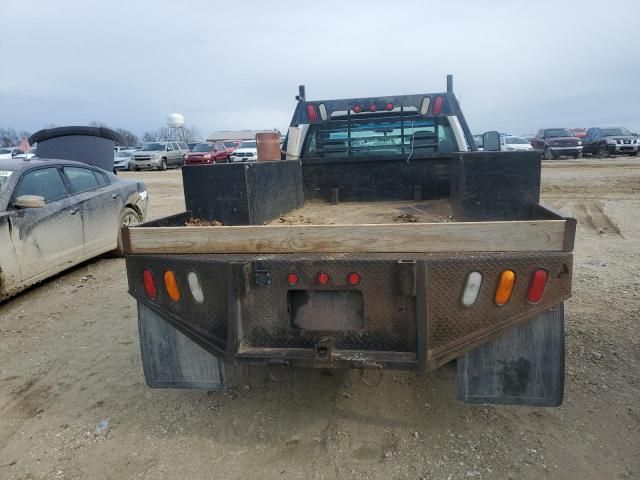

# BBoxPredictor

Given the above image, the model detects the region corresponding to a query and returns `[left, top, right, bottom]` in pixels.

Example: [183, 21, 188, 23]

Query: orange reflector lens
[495, 270, 516, 306]
[527, 269, 548, 303]
[142, 269, 157, 300]
[164, 270, 181, 302]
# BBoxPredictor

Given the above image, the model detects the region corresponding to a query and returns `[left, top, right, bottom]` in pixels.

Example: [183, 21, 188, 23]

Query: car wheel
[160, 159, 167, 171]
[573, 152, 582, 159]
[113, 207, 142, 257]
[597, 145, 608, 159]
[543, 147, 554, 160]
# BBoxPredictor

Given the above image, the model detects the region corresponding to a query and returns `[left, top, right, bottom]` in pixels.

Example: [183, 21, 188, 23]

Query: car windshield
[192, 143, 213, 152]
[239, 141, 257, 148]
[545, 129, 573, 138]
[116, 150, 133, 157]
[223, 141, 237, 148]
[0, 169, 15, 196]
[601, 128, 632, 136]
[141, 142, 164, 151]
[505, 137, 529, 144]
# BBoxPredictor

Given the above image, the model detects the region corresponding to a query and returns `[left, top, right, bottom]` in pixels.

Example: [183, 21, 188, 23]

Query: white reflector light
[420, 96, 431, 115]
[187, 272, 204, 304]
[319, 103, 328, 121]
[461, 271, 482, 307]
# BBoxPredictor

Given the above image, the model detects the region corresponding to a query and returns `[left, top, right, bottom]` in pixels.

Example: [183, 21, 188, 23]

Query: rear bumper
[126, 251, 573, 371]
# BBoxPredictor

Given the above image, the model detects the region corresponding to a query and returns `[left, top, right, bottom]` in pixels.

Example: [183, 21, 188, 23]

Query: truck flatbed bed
[271, 200, 453, 225]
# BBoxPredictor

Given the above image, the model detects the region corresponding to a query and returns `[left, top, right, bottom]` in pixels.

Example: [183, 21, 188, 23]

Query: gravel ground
[0, 158, 638, 480]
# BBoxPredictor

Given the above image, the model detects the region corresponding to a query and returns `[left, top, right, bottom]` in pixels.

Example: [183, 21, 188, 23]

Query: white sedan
[230, 140, 258, 162]
[0, 147, 35, 160]
[500, 136, 533, 151]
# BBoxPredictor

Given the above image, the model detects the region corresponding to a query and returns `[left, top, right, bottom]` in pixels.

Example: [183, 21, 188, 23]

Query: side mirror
[14, 195, 46, 209]
[482, 131, 501, 151]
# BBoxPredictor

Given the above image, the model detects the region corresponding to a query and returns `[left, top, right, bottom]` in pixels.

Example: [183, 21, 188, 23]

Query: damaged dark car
[0, 158, 148, 301]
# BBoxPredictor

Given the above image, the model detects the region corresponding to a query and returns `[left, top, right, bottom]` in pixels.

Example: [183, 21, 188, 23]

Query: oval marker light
[164, 270, 181, 302]
[143, 269, 157, 300]
[187, 272, 204, 304]
[317, 272, 330, 285]
[527, 269, 548, 303]
[495, 270, 516, 306]
[318, 103, 328, 121]
[287, 273, 299, 286]
[461, 271, 482, 307]
[347, 272, 361, 286]
[420, 96, 431, 115]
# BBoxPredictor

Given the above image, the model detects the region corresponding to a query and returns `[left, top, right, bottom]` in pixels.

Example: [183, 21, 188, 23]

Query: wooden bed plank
[126, 220, 568, 254]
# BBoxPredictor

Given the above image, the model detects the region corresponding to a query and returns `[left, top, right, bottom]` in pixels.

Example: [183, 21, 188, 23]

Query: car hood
[233, 148, 257, 154]
[603, 135, 636, 141]
[504, 144, 532, 150]
[133, 150, 165, 156]
[186, 151, 212, 156]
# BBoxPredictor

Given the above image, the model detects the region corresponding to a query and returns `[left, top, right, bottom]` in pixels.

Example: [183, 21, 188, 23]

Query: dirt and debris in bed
[273, 199, 453, 225]
[185, 218, 225, 227]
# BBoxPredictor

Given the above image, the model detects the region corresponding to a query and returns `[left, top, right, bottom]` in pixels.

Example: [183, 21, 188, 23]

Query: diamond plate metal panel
[426, 252, 572, 367]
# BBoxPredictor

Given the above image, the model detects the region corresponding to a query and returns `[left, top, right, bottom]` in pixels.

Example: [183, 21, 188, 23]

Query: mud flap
[457, 303, 564, 406]
[137, 302, 226, 390]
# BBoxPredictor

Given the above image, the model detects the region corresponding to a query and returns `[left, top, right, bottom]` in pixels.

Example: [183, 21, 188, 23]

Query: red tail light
[432, 96, 444, 115]
[142, 269, 157, 299]
[353, 105, 362, 113]
[307, 104, 318, 122]
[386, 103, 394, 111]
[527, 269, 548, 303]
[369, 104, 377, 112]
[347, 272, 361, 286]
[287, 273, 299, 286]
[317, 272, 330, 285]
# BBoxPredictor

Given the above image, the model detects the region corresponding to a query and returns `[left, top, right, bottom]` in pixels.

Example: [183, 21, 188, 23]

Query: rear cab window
[14, 167, 68, 203]
[302, 115, 456, 159]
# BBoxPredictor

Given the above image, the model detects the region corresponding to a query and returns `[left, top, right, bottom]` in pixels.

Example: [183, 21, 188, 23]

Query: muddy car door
[9, 166, 84, 281]
[61, 166, 121, 254]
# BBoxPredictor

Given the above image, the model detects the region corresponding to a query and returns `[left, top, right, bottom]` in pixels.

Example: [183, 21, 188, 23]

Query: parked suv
[530, 128, 582, 159]
[582, 127, 638, 158]
[131, 141, 190, 170]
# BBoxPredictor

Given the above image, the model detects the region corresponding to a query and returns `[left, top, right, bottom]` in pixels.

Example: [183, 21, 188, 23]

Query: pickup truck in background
[123, 76, 575, 406]
[530, 128, 583, 159]
[581, 127, 639, 157]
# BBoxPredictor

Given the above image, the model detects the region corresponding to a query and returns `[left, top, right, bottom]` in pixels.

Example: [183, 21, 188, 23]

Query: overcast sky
[1, 0, 639, 139]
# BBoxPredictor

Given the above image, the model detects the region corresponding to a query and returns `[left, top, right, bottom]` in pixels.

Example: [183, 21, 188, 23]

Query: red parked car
[183, 142, 230, 165]
[221, 140, 241, 155]
[570, 128, 587, 139]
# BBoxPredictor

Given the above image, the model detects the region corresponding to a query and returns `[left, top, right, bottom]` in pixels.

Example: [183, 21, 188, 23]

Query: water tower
[167, 113, 185, 141]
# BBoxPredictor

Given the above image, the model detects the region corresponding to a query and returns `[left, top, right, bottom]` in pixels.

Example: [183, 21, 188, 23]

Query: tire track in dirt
[0, 373, 52, 450]
[572, 201, 624, 238]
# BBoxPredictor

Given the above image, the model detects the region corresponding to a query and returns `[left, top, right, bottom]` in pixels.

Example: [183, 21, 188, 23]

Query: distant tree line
[0, 127, 31, 147]
[141, 125, 201, 143]
[1, 122, 203, 148]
